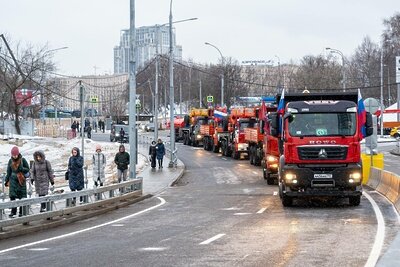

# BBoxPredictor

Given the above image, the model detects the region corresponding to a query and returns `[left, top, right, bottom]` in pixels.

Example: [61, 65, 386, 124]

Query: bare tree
[0, 35, 56, 134]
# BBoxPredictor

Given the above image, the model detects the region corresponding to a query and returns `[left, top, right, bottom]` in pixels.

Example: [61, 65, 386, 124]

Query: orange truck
[245, 101, 280, 184]
[177, 108, 213, 147]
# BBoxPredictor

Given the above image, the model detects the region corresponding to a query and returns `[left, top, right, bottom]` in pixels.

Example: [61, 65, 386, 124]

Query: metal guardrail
[0, 177, 142, 230]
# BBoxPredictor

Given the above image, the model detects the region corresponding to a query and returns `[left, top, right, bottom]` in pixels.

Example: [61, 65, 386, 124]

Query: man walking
[114, 144, 130, 182]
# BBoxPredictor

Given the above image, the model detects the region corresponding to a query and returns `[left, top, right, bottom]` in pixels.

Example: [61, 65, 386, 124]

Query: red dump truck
[245, 102, 280, 185]
[177, 108, 213, 147]
[269, 91, 373, 206]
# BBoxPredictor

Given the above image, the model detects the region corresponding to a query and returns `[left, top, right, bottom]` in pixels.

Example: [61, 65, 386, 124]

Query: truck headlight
[238, 143, 248, 151]
[349, 172, 361, 183]
[285, 173, 296, 183]
[267, 156, 278, 163]
[196, 134, 202, 139]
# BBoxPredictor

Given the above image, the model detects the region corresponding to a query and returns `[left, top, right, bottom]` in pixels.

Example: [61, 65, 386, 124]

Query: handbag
[65, 171, 69, 180]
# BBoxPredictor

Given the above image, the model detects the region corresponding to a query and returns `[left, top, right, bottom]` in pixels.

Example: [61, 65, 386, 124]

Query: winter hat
[96, 144, 102, 151]
[11, 146, 19, 157]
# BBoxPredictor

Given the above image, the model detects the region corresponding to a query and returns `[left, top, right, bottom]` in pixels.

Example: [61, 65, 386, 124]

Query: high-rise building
[114, 25, 182, 73]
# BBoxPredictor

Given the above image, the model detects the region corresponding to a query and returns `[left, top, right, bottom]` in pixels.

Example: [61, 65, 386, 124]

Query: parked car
[145, 122, 155, 132]
[110, 124, 129, 142]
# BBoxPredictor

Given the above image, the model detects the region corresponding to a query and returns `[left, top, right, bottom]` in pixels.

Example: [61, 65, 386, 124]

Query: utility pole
[199, 79, 202, 108]
[168, 0, 176, 168]
[128, 0, 137, 179]
[79, 80, 85, 159]
[179, 80, 182, 115]
[380, 47, 384, 137]
[154, 26, 159, 140]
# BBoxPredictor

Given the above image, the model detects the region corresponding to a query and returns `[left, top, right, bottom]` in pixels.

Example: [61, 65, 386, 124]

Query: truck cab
[270, 92, 373, 207]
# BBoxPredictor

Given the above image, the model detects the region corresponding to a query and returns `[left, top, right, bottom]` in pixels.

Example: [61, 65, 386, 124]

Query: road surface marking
[234, 213, 252, 216]
[199, 234, 226, 245]
[111, 224, 124, 227]
[0, 197, 166, 254]
[252, 171, 258, 175]
[221, 157, 227, 161]
[273, 191, 278, 196]
[364, 192, 385, 267]
[27, 248, 49, 251]
[139, 247, 168, 251]
[221, 207, 242, 211]
[257, 208, 267, 214]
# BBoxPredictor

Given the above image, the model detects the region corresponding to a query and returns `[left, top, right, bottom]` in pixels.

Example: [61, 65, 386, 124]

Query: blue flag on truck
[277, 89, 285, 134]
[357, 89, 367, 138]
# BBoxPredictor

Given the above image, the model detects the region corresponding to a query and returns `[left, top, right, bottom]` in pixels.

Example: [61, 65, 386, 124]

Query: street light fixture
[326, 47, 346, 92]
[154, 17, 197, 141]
[204, 42, 225, 107]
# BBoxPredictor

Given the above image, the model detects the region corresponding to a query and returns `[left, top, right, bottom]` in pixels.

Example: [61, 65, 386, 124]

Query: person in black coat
[149, 141, 157, 169]
[155, 138, 165, 169]
[68, 147, 84, 204]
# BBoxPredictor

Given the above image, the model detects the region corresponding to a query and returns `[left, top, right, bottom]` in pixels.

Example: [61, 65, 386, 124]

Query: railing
[0, 177, 142, 231]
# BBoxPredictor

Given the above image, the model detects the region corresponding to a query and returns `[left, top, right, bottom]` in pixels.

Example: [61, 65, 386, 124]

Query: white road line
[234, 213, 252, 216]
[0, 197, 166, 254]
[27, 248, 49, 251]
[257, 208, 267, 214]
[363, 192, 385, 267]
[252, 171, 258, 175]
[221, 157, 227, 161]
[139, 247, 168, 251]
[199, 234, 226, 245]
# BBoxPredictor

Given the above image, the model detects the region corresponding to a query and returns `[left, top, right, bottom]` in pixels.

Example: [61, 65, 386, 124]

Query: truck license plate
[314, 174, 332, 179]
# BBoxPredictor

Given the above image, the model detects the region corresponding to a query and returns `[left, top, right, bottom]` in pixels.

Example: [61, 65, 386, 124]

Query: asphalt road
[0, 134, 399, 266]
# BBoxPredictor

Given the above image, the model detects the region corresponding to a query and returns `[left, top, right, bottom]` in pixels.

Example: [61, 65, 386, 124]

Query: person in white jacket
[93, 144, 106, 187]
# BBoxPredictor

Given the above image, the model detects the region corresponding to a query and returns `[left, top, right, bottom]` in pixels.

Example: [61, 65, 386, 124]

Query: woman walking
[155, 138, 165, 169]
[67, 147, 84, 204]
[93, 144, 106, 187]
[31, 151, 55, 212]
[4, 146, 30, 217]
[149, 141, 157, 169]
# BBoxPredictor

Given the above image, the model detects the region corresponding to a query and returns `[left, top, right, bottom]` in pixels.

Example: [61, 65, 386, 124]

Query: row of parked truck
[171, 91, 373, 207]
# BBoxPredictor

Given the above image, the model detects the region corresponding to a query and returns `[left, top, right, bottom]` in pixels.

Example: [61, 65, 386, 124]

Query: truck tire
[349, 196, 361, 206]
[203, 138, 208, 150]
[266, 173, 275, 185]
[222, 118, 228, 131]
[184, 115, 190, 126]
[213, 142, 219, 153]
[282, 194, 293, 207]
[249, 147, 254, 165]
[232, 150, 240, 160]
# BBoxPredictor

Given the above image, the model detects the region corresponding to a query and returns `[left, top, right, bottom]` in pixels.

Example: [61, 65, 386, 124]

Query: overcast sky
[1, 0, 398, 76]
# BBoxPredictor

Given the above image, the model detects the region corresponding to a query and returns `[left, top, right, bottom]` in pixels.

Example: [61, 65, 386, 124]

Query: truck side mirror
[365, 112, 373, 137]
[269, 113, 279, 137]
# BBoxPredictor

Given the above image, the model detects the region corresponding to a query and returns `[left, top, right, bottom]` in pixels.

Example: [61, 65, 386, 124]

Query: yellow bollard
[361, 153, 384, 184]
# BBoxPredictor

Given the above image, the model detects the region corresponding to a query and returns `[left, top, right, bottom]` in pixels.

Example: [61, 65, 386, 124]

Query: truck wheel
[263, 169, 268, 180]
[349, 196, 361, 206]
[249, 147, 254, 164]
[183, 134, 188, 145]
[282, 194, 293, 207]
[232, 151, 240, 160]
[266, 175, 275, 185]
[203, 138, 208, 150]
[213, 142, 219, 153]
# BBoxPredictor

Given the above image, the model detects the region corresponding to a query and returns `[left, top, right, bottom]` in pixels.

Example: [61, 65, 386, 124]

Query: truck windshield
[288, 113, 356, 137]
[239, 120, 256, 131]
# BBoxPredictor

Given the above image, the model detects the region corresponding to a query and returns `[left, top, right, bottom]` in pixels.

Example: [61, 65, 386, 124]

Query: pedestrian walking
[4, 146, 30, 217]
[149, 141, 157, 169]
[71, 121, 77, 138]
[67, 147, 84, 205]
[119, 128, 125, 143]
[30, 151, 55, 212]
[76, 121, 80, 133]
[87, 125, 92, 139]
[114, 144, 130, 182]
[93, 144, 106, 187]
[155, 138, 165, 169]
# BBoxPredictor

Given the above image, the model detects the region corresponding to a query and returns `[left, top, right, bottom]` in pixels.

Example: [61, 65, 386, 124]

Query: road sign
[207, 95, 213, 103]
[364, 98, 380, 113]
[91, 96, 98, 103]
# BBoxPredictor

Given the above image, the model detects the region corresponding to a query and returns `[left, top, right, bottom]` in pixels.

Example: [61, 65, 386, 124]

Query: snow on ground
[0, 135, 147, 195]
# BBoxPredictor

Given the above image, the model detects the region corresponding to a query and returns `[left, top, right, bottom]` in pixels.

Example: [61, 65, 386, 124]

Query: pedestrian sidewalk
[137, 143, 185, 196]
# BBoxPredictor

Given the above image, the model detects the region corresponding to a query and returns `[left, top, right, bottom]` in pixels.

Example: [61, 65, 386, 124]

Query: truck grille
[298, 146, 348, 160]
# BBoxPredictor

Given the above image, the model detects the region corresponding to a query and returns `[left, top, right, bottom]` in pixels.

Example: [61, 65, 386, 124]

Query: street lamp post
[275, 55, 281, 90]
[205, 42, 224, 107]
[380, 46, 384, 137]
[326, 47, 346, 92]
[168, 0, 176, 168]
[154, 17, 197, 141]
[128, 0, 137, 179]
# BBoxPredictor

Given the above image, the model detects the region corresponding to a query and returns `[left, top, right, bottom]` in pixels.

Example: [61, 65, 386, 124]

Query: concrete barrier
[386, 174, 400, 204]
[367, 167, 382, 189]
[376, 171, 392, 196]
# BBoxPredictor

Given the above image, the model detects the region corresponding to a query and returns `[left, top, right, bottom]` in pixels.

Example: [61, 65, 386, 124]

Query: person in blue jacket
[68, 147, 84, 204]
[155, 138, 165, 169]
